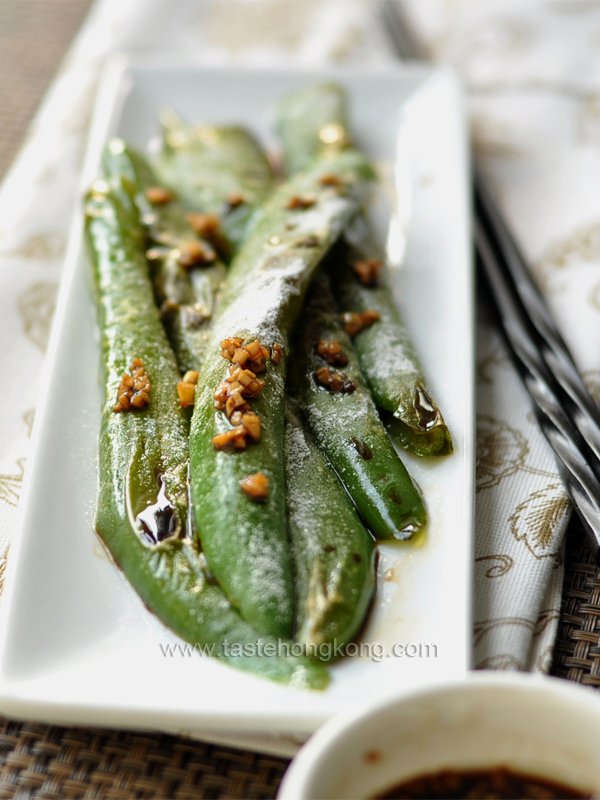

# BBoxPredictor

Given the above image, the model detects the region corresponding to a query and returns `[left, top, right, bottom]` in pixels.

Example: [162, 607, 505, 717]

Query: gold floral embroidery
[533, 607, 561, 637]
[435, 15, 533, 66]
[330, 24, 365, 61]
[18, 280, 57, 351]
[475, 653, 523, 671]
[476, 414, 529, 492]
[205, 0, 316, 53]
[0, 459, 25, 508]
[476, 346, 511, 384]
[535, 220, 600, 292]
[474, 615, 536, 647]
[0, 546, 9, 600]
[475, 554, 514, 579]
[509, 484, 570, 560]
[4, 231, 65, 260]
[577, 93, 600, 147]
[23, 409, 35, 438]
[536, 645, 554, 674]
[472, 112, 523, 160]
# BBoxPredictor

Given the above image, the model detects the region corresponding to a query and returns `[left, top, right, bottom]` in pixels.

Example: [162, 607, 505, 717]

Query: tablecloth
[2, 0, 600, 756]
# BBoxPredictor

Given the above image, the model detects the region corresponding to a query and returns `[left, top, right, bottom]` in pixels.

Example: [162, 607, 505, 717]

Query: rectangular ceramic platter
[0, 62, 473, 740]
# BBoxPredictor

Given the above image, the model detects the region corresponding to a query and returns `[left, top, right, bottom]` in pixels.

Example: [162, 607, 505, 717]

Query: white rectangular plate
[0, 62, 473, 741]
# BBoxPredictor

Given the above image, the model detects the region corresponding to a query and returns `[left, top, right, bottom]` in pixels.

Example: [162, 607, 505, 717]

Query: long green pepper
[155, 113, 276, 256]
[331, 217, 452, 456]
[285, 402, 376, 655]
[102, 139, 226, 374]
[189, 148, 375, 640]
[276, 82, 452, 457]
[289, 273, 427, 540]
[85, 159, 328, 689]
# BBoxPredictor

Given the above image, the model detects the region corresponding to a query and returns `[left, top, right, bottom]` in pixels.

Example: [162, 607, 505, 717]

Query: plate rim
[0, 58, 474, 737]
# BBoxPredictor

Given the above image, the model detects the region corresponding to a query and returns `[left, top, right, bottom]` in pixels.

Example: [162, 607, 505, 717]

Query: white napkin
[405, 0, 600, 672]
[0, 0, 592, 755]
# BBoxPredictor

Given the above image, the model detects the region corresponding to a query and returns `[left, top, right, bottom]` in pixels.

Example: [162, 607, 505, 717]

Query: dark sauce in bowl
[373, 767, 592, 799]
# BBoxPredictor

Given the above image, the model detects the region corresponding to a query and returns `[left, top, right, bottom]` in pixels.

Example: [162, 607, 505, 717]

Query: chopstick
[380, 0, 600, 564]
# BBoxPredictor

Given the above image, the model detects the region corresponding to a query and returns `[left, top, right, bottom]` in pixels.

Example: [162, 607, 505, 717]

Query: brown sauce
[373, 767, 592, 799]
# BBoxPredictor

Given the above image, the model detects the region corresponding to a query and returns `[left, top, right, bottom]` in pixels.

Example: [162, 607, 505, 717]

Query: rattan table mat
[1, 2, 599, 798]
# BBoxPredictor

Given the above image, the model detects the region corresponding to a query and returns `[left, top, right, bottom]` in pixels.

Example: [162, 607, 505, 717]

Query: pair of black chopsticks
[380, 0, 600, 564]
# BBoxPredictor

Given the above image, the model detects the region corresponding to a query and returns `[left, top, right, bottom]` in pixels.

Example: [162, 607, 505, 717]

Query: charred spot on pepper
[182, 305, 210, 329]
[197, 551, 219, 585]
[388, 487, 404, 506]
[351, 437, 373, 460]
[159, 298, 180, 319]
[352, 553, 363, 563]
[323, 544, 336, 553]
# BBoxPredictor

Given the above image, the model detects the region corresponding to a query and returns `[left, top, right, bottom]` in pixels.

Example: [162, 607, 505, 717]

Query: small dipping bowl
[278, 673, 600, 799]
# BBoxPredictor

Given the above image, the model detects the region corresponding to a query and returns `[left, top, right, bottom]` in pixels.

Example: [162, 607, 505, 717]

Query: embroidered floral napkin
[0, 0, 597, 755]
[405, 0, 600, 673]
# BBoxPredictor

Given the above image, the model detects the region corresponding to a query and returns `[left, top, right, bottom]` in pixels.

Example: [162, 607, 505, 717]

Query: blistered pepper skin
[276, 83, 452, 457]
[189, 149, 375, 640]
[85, 164, 328, 689]
[285, 403, 376, 656]
[330, 221, 453, 457]
[289, 274, 427, 541]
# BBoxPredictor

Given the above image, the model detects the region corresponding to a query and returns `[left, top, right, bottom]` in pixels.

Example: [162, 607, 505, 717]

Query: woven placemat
[0, 722, 288, 799]
[0, 0, 92, 182]
[550, 515, 600, 685]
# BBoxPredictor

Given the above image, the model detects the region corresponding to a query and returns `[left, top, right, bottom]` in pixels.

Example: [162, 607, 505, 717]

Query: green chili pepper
[276, 83, 452, 456]
[275, 81, 351, 176]
[289, 272, 427, 541]
[331, 216, 453, 456]
[189, 148, 375, 640]
[85, 165, 328, 689]
[155, 113, 276, 256]
[285, 401, 376, 656]
[102, 139, 226, 374]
